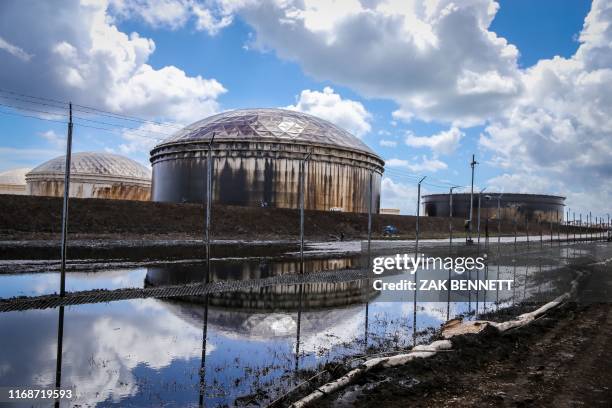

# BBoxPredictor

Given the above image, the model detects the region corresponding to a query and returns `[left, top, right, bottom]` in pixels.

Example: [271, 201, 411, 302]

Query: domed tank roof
[154, 108, 379, 157]
[0, 168, 30, 185]
[27, 152, 151, 181]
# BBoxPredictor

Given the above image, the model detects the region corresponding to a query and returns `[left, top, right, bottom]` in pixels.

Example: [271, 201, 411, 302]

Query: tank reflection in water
[0, 247, 575, 407]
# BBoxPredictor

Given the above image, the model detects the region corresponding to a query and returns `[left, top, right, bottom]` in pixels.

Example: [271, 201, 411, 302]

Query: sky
[0, 0, 609, 218]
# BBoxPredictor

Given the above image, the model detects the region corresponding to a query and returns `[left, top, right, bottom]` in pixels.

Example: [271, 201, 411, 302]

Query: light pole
[496, 193, 503, 246]
[476, 187, 486, 249]
[467, 154, 478, 244]
[204, 133, 215, 285]
[59, 103, 73, 298]
[414, 175, 426, 345]
[566, 207, 570, 243]
[449, 186, 460, 248]
[415, 176, 427, 255]
[299, 150, 312, 275]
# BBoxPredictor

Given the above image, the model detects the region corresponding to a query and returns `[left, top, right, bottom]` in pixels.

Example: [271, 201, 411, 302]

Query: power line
[0, 88, 183, 130]
[384, 167, 466, 189]
[0, 100, 171, 141]
[0, 108, 67, 125]
[1, 88, 476, 190]
[0, 104, 166, 142]
[0, 101, 68, 120]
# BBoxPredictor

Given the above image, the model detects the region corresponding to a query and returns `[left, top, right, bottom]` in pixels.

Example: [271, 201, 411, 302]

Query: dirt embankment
[311, 260, 612, 408]
[324, 302, 612, 408]
[0, 194, 574, 242]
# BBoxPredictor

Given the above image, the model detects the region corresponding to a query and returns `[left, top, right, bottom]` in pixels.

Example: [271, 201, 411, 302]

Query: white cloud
[192, 2, 233, 35]
[479, 0, 612, 215]
[379, 139, 397, 147]
[405, 127, 464, 155]
[407, 155, 448, 173]
[222, 0, 522, 126]
[285, 86, 371, 137]
[109, 0, 235, 34]
[385, 158, 409, 168]
[109, 0, 192, 29]
[0, 36, 33, 61]
[486, 173, 558, 195]
[380, 177, 421, 215]
[0, 0, 226, 125]
[385, 155, 447, 173]
[38, 130, 65, 148]
[117, 123, 167, 155]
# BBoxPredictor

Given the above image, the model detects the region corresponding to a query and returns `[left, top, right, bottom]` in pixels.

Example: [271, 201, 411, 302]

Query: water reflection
[1, 243, 597, 407]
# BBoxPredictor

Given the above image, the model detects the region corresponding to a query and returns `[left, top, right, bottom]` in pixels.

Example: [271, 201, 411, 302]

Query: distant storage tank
[26, 152, 151, 201]
[0, 168, 30, 195]
[150, 108, 384, 213]
[422, 193, 565, 223]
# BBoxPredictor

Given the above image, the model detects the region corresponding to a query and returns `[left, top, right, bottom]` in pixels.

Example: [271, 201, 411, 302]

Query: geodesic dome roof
[154, 108, 379, 156]
[0, 168, 30, 185]
[27, 152, 151, 181]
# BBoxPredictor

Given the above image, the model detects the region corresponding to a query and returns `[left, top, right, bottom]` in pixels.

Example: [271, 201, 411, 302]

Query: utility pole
[365, 171, 373, 350]
[557, 210, 561, 245]
[414, 176, 426, 344]
[59, 103, 73, 297]
[567, 208, 570, 242]
[299, 150, 312, 274]
[367, 170, 373, 275]
[447, 185, 458, 322]
[549, 213, 553, 246]
[476, 187, 486, 250]
[467, 154, 478, 244]
[589, 211, 592, 241]
[497, 194, 503, 246]
[539, 215, 543, 248]
[449, 186, 460, 248]
[415, 176, 426, 254]
[204, 133, 215, 285]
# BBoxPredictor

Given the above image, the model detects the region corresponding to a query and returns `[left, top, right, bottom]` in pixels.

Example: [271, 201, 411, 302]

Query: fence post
[204, 133, 215, 284]
[299, 151, 312, 275]
[59, 103, 73, 297]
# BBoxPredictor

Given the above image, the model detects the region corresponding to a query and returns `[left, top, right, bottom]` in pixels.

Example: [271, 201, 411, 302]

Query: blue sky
[0, 0, 609, 216]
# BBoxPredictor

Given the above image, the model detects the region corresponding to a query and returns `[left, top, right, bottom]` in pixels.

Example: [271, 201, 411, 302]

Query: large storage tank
[26, 152, 151, 201]
[150, 108, 384, 213]
[423, 193, 566, 223]
[0, 168, 30, 195]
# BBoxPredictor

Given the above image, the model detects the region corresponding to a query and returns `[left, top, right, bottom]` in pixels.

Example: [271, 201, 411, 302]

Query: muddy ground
[0, 194, 579, 242]
[313, 259, 612, 408]
[2, 194, 590, 260]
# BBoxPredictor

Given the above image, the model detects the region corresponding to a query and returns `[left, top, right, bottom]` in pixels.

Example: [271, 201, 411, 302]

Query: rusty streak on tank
[150, 109, 384, 213]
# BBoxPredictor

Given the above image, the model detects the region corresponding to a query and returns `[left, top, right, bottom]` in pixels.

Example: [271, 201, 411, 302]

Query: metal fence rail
[0, 268, 367, 313]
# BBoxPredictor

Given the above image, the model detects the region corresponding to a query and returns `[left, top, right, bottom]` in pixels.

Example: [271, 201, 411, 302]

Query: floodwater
[0, 241, 609, 407]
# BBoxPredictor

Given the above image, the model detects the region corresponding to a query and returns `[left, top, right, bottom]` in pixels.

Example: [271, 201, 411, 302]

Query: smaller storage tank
[0, 168, 30, 195]
[423, 193, 565, 223]
[26, 152, 151, 201]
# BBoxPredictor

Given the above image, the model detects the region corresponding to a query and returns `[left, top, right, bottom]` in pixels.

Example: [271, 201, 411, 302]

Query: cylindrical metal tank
[0, 168, 29, 195]
[150, 108, 384, 213]
[26, 152, 151, 201]
[422, 193, 566, 223]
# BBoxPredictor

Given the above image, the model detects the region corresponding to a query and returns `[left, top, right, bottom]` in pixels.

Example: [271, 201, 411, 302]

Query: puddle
[0, 242, 610, 406]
